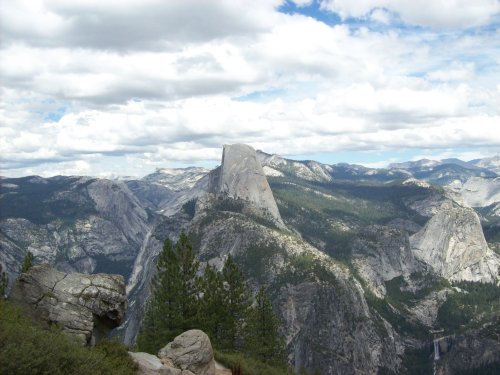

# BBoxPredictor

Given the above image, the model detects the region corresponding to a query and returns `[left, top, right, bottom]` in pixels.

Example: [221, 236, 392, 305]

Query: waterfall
[126, 229, 153, 294]
[433, 339, 440, 361]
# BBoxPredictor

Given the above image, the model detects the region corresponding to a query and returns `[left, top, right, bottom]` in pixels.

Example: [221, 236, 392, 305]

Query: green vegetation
[0, 264, 8, 298]
[237, 242, 285, 282]
[0, 299, 137, 375]
[220, 255, 252, 350]
[269, 177, 429, 261]
[401, 346, 432, 375]
[297, 367, 323, 375]
[350, 268, 429, 340]
[137, 233, 200, 353]
[215, 350, 293, 375]
[198, 255, 251, 351]
[455, 361, 500, 375]
[385, 274, 450, 308]
[182, 198, 197, 218]
[137, 235, 287, 366]
[363, 287, 429, 340]
[245, 287, 286, 367]
[213, 196, 245, 213]
[0, 176, 97, 225]
[20, 251, 34, 273]
[437, 281, 500, 333]
[274, 253, 339, 286]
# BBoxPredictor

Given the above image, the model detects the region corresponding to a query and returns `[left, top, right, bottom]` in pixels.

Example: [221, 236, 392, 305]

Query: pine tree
[0, 264, 8, 298]
[137, 233, 200, 353]
[20, 252, 34, 273]
[198, 264, 226, 347]
[245, 286, 286, 366]
[175, 232, 200, 331]
[220, 254, 251, 351]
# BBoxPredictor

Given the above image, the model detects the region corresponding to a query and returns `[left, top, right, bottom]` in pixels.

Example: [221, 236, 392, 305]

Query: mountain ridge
[1, 146, 499, 374]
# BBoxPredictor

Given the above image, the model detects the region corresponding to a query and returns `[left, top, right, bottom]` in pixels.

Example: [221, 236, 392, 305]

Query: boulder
[129, 352, 181, 375]
[8, 264, 127, 346]
[158, 330, 216, 375]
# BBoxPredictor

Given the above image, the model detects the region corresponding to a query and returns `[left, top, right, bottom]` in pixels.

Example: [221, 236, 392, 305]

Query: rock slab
[410, 205, 500, 282]
[158, 330, 216, 375]
[208, 144, 284, 225]
[9, 264, 127, 346]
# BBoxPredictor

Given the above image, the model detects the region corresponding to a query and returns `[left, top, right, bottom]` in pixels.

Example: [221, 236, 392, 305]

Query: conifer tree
[137, 233, 200, 353]
[245, 286, 286, 366]
[220, 254, 251, 351]
[0, 264, 8, 298]
[198, 264, 226, 346]
[20, 252, 34, 273]
[175, 232, 200, 331]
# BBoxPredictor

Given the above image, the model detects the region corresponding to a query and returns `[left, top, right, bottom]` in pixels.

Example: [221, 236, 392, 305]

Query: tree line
[136, 233, 286, 367]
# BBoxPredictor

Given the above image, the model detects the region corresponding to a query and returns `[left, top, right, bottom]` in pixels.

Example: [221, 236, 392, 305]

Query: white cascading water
[434, 339, 440, 360]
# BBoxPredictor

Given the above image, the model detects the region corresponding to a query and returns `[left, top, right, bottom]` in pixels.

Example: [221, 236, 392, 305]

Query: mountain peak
[207, 144, 284, 225]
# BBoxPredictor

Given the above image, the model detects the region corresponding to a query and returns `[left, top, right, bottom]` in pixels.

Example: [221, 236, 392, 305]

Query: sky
[1, 0, 499, 178]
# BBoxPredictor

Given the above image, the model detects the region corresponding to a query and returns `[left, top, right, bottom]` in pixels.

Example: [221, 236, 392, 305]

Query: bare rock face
[129, 352, 182, 375]
[207, 144, 284, 226]
[352, 225, 424, 297]
[410, 204, 500, 282]
[435, 331, 500, 375]
[158, 330, 215, 375]
[8, 264, 127, 346]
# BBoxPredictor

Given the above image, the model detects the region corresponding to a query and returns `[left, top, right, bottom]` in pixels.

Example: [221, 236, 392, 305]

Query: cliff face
[352, 225, 424, 297]
[410, 201, 500, 283]
[0, 177, 151, 287]
[208, 144, 284, 225]
[434, 331, 500, 375]
[191, 146, 403, 375]
[9, 264, 127, 346]
[189, 206, 402, 375]
[1, 147, 499, 375]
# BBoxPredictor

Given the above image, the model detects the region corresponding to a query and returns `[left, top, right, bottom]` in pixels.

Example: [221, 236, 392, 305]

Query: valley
[1, 145, 499, 375]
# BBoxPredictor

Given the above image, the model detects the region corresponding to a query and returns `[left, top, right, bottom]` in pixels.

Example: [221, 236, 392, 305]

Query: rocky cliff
[352, 225, 425, 297]
[208, 144, 284, 226]
[1, 148, 499, 375]
[0, 176, 151, 287]
[190, 146, 404, 374]
[9, 264, 127, 345]
[410, 197, 500, 283]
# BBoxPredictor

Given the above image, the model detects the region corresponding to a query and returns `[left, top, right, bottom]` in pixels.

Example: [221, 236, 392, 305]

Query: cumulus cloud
[320, 0, 500, 28]
[1, 0, 282, 50]
[0, 0, 499, 177]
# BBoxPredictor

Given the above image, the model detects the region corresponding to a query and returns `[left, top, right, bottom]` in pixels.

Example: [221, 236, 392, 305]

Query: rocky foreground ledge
[130, 329, 232, 375]
[8, 264, 127, 346]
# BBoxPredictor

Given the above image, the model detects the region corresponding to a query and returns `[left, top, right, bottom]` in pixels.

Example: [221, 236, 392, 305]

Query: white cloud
[290, 0, 315, 7]
[1, 0, 499, 177]
[0, 0, 282, 50]
[320, 0, 500, 28]
[370, 8, 392, 25]
[426, 62, 475, 82]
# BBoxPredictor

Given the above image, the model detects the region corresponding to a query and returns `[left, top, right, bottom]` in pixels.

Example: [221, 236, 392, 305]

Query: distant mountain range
[1, 148, 499, 375]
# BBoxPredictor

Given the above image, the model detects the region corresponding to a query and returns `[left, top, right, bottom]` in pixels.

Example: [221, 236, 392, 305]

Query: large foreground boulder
[130, 330, 216, 375]
[8, 264, 127, 346]
[129, 352, 182, 375]
[158, 330, 216, 375]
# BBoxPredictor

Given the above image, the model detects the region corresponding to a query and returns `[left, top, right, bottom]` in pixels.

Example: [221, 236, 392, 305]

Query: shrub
[0, 299, 137, 375]
[215, 350, 294, 375]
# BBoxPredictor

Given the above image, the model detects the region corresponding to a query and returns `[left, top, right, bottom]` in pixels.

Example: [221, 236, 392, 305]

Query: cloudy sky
[1, 0, 499, 177]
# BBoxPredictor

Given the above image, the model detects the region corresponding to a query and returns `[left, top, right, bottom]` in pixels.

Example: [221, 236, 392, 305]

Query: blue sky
[1, 0, 499, 177]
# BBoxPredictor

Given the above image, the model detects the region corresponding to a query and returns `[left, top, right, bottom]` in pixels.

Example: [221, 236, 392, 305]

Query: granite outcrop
[8, 264, 127, 346]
